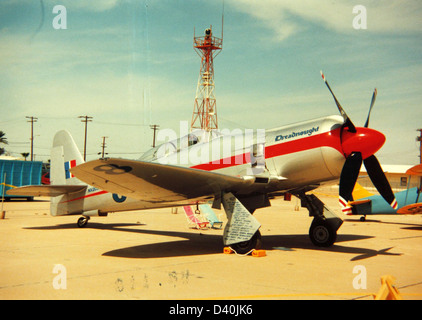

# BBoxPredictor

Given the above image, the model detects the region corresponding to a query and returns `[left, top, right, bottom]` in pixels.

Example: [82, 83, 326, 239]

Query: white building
[359, 164, 420, 193]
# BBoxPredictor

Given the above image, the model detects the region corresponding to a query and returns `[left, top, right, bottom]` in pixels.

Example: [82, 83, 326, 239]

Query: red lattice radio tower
[190, 26, 223, 133]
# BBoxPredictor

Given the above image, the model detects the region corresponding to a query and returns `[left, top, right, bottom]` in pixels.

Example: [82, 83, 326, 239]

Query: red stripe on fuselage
[60, 190, 108, 203]
[191, 127, 344, 171]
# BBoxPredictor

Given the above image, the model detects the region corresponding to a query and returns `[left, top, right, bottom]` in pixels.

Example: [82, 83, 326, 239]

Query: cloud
[0, 0, 124, 12]
[229, 0, 422, 42]
[54, 0, 123, 12]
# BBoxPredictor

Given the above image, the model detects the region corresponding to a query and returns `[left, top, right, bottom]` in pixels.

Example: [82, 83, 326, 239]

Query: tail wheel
[230, 230, 262, 255]
[77, 216, 89, 228]
[309, 220, 337, 247]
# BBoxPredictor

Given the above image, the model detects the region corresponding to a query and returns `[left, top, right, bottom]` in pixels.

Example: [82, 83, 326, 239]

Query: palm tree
[0, 131, 8, 156]
[21, 152, 30, 161]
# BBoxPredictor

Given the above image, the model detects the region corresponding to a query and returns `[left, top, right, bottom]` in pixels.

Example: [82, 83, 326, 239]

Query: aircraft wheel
[77, 216, 89, 228]
[230, 230, 262, 255]
[360, 216, 366, 222]
[309, 220, 336, 247]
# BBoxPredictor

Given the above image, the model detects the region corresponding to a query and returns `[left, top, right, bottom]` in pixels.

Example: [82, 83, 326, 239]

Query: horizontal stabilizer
[6, 185, 87, 197]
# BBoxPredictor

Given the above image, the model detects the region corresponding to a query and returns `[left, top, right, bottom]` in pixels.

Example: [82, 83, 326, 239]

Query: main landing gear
[221, 192, 262, 255]
[295, 193, 344, 247]
[309, 218, 338, 247]
[221, 191, 343, 253]
[229, 230, 262, 254]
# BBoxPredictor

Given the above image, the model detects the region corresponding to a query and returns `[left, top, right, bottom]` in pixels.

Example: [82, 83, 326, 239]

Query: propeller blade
[364, 88, 377, 128]
[339, 152, 362, 213]
[363, 155, 398, 209]
[320, 71, 356, 133]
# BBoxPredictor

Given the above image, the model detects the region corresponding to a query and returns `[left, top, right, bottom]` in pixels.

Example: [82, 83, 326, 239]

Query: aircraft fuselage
[59, 115, 347, 216]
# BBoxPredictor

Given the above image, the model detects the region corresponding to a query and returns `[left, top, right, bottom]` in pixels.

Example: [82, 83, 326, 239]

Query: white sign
[222, 192, 261, 245]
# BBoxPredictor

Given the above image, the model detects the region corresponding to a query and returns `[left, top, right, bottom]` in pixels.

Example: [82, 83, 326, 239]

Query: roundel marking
[112, 194, 127, 203]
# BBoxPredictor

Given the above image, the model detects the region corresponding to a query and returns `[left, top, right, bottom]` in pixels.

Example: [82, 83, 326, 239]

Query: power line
[95, 121, 149, 127]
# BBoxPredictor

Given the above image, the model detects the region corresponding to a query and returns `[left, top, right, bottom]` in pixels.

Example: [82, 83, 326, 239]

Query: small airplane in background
[8, 72, 398, 254]
[348, 164, 422, 221]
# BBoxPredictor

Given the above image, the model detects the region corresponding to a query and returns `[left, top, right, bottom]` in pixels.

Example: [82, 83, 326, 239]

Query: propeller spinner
[320, 72, 398, 214]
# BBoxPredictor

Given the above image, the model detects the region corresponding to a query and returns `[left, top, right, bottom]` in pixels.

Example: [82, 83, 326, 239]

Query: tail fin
[352, 182, 375, 200]
[51, 130, 87, 216]
[51, 130, 85, 186]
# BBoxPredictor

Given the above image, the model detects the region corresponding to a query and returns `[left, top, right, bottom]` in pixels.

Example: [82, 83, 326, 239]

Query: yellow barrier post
[1, 173, 6, 219]
[373, 275, 403, 300]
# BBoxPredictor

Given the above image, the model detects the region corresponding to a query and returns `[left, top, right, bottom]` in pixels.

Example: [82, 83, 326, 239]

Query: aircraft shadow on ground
[25, 222, 402, 261]
[345, 218, 422, 230]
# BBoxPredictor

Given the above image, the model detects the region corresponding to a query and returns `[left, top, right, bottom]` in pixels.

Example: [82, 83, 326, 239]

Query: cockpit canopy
[139, 129, 222, 162]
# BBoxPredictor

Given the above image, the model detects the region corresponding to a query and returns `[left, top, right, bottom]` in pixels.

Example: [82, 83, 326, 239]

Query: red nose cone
[341, 127, 386, 159]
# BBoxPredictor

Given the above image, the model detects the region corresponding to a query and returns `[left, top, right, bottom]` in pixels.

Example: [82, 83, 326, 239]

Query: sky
[0, 0, 421, 165]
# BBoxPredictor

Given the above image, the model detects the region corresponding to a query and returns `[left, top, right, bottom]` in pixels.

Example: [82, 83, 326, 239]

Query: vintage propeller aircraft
[8, 72, 397, 254]
[348, 164, 422, 221]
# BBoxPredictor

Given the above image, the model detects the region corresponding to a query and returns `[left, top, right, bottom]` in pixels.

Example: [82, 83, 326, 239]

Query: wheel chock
[223, 247, 233, 254]
[223, 247, 266, 257]
[251, 250, 266, 257]
[373, 275, 403, 300]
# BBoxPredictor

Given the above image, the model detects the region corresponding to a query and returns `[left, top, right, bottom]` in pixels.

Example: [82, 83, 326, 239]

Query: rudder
[50, 130, 85, 186]
[50, 130, 86, 216]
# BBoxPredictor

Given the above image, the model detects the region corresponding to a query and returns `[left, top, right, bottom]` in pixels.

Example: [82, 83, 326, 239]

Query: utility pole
[98, 136, 108, 159]
[26, 116, 38, 161]
[78, 116, 93, 161]
[150, 124, 160, 147]
[417, 129, 422, 188]
[417, 129, 422, 165]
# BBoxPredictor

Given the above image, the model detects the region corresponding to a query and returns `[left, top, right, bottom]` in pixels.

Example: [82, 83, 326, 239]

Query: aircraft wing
[406, 164, 422, 176]
[71, 158, 255, 203]
[349, 199, 372, 206]
[6, 185, 87, 197]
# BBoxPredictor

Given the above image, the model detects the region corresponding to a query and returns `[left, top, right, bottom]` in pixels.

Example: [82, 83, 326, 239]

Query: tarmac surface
[1, 191, 421, 300]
